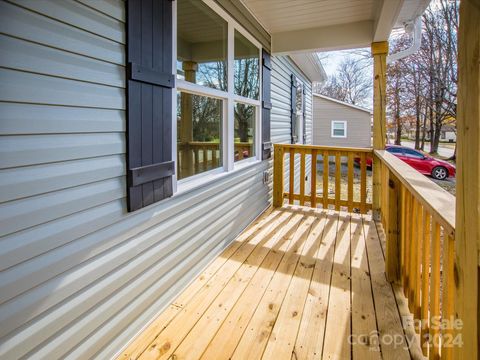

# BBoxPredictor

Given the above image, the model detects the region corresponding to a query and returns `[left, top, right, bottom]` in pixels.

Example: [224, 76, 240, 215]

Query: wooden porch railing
[375, 150, 456, 359]
[177, 141, 253, 177]
[272, 144, 373, 214]
[273, 144, 456, 358]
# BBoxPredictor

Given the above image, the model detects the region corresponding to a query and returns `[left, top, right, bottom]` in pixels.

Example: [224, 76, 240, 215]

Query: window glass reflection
[234, 103, 255, 161]
[234, 30, 259, 99]
[177, 92, 223, 179]
[177, 0, 227, 91]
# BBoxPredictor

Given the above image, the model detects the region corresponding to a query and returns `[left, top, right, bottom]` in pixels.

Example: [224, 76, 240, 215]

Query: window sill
[175, 159, 263, 197]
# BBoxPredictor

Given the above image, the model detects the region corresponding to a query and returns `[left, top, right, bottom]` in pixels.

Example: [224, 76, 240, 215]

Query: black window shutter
[126, 0, 175, 212]
[261, 50, 272, 160]
[290, 74, 297, 144]
[302, 87, 307, 144]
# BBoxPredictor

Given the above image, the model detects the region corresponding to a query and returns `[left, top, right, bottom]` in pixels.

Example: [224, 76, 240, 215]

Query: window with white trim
[331, 120, 347, 138]
[175, 0, 261, 182]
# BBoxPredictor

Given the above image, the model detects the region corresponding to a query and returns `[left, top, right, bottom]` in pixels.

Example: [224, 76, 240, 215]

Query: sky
[317, 48, 372, 78]
[316, 48, 374, 109]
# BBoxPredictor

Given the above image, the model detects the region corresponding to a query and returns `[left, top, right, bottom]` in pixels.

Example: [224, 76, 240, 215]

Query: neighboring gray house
[313, 94, 372, 148]
[0, 1, 324, 358]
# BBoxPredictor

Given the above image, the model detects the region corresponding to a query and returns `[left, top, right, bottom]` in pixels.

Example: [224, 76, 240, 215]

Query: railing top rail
[375, 149, 455, 236]
[274, 143, 374, 153]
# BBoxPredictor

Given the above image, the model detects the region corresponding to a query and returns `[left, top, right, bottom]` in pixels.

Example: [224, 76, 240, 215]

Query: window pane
[234, 103, 255, 161]
[234, 30, 259, 99]
[177, 0, 227, 91]
[177, 92, 223, 179]
[333, 122, 345, 130]
[333, 129, 345, 136]
[387, 147, 403, 154]
[404, 149, 424, 159]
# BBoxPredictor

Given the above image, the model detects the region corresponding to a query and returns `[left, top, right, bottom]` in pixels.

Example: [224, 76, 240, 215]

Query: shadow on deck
[117, 205, 418, 360]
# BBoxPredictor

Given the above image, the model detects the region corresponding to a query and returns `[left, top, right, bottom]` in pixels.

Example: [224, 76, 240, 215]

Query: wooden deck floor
[118, 206, 416, 360]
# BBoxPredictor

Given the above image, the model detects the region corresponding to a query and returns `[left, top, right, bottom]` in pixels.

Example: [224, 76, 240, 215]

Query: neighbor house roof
[313, 93, 373, 114]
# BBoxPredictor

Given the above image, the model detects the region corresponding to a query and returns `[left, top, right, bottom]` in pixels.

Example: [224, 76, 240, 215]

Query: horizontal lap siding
[271, 56, 313, 193]
[313, 96, 372, 148]
[0, 1, 269, 359]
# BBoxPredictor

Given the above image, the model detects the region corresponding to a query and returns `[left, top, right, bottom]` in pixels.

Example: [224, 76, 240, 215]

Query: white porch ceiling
[240, 0, 430, 53]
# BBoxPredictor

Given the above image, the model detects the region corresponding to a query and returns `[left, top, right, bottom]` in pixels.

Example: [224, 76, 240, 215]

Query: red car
[357, 145, 456, 180]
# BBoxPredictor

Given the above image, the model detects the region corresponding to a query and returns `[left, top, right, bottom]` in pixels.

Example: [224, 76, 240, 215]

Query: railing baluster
[194, 148, 199, 173]
[300, 150, 306, 206]
[409, 198, 418, 313]
[386, 172, 400, 282]
[429, 221, 441, 360]
[400, 185, 406, 283]
[323, 150, 329, 209]
[203, 147, 207, 171]
[289, 148, 295, 205]
[404, 192, 411, 298]
[441, 234, 455, 360]
[311, 149, 317, 208]
[360, 152, 367, 214]
[347, 152, 354, 212]
[421, 209, 432, 356]
[335, 152, 341, 211]
[414, 203, 423, 322]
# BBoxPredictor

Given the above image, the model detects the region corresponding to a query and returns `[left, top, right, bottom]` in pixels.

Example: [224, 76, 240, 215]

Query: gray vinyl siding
[0, 1, 271, 359]
[271, 56, 313, 191]
[313, 95, 372, 148]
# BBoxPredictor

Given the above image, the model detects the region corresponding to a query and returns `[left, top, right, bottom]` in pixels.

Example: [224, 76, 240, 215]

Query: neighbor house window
[176, 0, 261, 182]
[331, 121, 347, 138]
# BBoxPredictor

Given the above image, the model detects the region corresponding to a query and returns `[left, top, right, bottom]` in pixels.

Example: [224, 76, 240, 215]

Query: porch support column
[454, 1, 479, 358]
[371, 41, 388, 220]
[179, 61, 197, 177]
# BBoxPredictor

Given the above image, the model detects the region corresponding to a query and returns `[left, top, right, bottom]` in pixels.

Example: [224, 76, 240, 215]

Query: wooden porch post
[371, 41, 388, 220]
[455, 1, 479, 358]
[273, 144, 285, 207]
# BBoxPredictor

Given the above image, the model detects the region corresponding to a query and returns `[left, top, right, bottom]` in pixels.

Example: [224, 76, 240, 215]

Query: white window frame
[331, 120, 347, 138]
[172, 0, 262, 193]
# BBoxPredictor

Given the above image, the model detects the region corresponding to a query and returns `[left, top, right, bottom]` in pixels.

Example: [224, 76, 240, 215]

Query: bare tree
[386, 0, 458, 156]
[316, 56, 371, 107]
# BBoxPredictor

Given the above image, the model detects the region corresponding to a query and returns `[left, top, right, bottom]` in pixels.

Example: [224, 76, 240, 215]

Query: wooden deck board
[322, 212, 352, 360]
[117, 206, 416, 360]
[293, 211, 339, 360]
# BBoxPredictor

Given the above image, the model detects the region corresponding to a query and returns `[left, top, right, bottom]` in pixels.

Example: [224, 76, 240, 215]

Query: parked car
[355, 145, 456, 180]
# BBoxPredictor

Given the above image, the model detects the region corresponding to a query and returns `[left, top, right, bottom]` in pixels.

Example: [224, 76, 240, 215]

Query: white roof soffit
[289, 53, 327, 83]
[240, 0, 430, 54]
